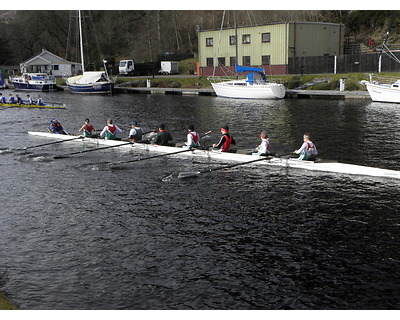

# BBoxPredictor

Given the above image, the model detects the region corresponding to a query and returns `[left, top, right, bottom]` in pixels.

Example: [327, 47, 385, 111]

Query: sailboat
[361, 13, 400, 103]
[211, 64, 285, 99]
[209, 11, 285, 100]
[66, 11, 113, 94]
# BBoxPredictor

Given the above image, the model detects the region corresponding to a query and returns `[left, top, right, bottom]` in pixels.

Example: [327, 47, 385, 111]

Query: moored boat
[210, 64, 285, 100]
[66, 71, 113, 94]
[10, 73, 61, 92]
[65, 10, 113, 94]
[27, 131, 400, 181]
[361, 76, 400, 103]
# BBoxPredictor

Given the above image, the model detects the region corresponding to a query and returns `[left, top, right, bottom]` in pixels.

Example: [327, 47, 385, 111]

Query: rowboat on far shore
[26, 131, 400, 181]
[1, 103, 66, 109]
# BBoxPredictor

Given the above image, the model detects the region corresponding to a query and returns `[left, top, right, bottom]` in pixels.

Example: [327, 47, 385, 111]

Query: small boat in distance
[210, 64, 285, 99]
[10, 73, 61, 92]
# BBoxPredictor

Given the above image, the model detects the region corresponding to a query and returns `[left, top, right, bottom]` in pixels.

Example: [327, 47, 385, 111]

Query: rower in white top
[294, 133, 318, 160]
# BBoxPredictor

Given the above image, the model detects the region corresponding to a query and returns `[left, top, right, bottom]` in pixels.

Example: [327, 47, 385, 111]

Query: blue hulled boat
[11, 73, 61, 92]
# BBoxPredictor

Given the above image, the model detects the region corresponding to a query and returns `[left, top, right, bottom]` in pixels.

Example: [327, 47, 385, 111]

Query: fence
[288, 52, 400, 74]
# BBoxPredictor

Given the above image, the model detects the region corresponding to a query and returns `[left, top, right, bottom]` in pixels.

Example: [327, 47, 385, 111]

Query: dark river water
[0, 89, 400, 310]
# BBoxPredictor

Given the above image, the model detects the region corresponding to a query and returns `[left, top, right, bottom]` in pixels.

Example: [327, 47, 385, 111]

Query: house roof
[22, 49, 79, 66]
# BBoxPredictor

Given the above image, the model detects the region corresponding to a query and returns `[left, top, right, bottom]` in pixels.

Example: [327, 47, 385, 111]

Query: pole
[79, 10, 85, 72]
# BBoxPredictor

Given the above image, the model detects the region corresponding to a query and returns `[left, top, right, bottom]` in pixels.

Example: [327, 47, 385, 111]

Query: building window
[229, 35, 236, 45]
[230, 57, 237, 66]
[262, 55, 271, 65]
[52, 65, 59, 71]
[218, 57, 225, 66]
[242, 34, 251, 44]
[206, 38, 213, 47]
[206, 57, 214, 67]
[243, 56, 251, 66]
[262, 33, 271, 43]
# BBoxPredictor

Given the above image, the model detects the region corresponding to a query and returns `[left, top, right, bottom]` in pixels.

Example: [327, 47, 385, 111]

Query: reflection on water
[0, 90, 400, 309]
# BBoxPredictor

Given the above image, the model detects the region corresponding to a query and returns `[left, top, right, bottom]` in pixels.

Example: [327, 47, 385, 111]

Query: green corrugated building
[198, 22, 344, 76]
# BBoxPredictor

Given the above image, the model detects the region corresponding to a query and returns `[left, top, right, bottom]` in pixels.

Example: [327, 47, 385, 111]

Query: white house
[20, 49, 82, 77]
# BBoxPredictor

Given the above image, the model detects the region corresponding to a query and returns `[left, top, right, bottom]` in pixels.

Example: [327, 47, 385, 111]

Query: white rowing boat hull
[27, 131, 400, 180]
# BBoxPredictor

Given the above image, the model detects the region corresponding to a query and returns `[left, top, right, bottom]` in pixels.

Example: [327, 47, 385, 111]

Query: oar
[178, 156, 272, 179]
[110, 131, 212, 165]
[23, 136, 84, 150]
[109, 147, 196, 166]
[54, 141, 133, 159]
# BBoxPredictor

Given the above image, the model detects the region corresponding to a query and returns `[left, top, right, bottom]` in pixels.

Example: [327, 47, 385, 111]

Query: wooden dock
[113, 86, 215, 96]
[113, 85, 371, 100]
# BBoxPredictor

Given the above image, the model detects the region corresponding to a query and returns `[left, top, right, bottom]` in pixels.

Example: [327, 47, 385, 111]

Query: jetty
[113, 85, 371, 100]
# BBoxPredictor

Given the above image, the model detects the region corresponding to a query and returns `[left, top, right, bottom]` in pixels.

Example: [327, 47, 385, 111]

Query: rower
[212, 126, 236, 152]
[37, 95, 44, 106]
[184, 124, 200, 148]
[48, 118, 67, 135]
[0, 93, 6, 104]
[26, 94, 33, 105]
[100, 119, 122, 140]
[129, 121, 143, 142]
[8, 94, 15, 104]
[151, 123, 174, 146]
[79, 118, 96, 137]
[16, 94, 24, 105]
[294, 133, 318, 160]
[251, 131, 270, 156]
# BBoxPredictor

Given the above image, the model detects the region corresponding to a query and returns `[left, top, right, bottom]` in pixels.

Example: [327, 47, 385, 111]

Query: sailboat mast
[378, 12, 396, 73]
[79, 10, 85, 72]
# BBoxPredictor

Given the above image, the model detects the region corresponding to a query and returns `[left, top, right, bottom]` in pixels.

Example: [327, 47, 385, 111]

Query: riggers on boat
[27, 131, 400, 181]
[1, 103, 66, 109]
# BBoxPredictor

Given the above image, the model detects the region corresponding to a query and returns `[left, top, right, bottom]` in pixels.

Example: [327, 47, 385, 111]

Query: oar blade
[178, 171, 201, 179]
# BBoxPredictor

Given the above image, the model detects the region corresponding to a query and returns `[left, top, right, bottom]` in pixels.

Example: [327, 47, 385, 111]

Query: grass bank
[113, 72, 400, 91]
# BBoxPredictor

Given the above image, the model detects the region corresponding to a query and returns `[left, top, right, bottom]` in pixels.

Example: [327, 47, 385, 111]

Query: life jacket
[221, 134, 233, 152]
[189, 132, 200, 146]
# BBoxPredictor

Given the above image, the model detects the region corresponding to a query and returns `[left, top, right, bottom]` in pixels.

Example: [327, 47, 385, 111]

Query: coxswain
[294, 133, 318, 160]
[100, 119, 122, 140]
[212, 126, 236, 152]
[0, 93, 6, 104]
[151, 123, 174, 146]
[129, 121, 143, 142]
[16, 94, 24, 105]
[252, 131, 270, 156]
[48, 118, 67, 134]
[26, 94, 33, 105]
[184, 124, 200, 148]
[8, 94, 15, 104]
[37, 95, 44, 106]
[79, 118, 96, 137]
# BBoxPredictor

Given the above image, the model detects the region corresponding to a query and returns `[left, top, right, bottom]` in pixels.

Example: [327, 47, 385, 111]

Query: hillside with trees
[0, 10, 399, 69]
